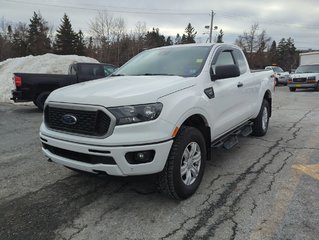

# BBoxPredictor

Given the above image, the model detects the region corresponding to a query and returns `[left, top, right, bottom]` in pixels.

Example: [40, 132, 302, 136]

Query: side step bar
[211, 122, 253, 150]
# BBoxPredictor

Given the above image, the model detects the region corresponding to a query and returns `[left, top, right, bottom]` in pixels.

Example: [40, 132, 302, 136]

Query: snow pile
[0, 53, 99, 103]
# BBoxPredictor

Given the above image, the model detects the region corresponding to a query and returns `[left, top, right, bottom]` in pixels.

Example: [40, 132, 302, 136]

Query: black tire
[35, 92, 50, 111]
[33, 100, 38, 107]
[158, 126, 206, 200]
[251, 99, 270, 137]
[289, 87, 296, 92]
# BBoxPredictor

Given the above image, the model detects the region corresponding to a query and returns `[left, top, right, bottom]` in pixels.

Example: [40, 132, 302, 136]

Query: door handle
[237, 82, 243, 88]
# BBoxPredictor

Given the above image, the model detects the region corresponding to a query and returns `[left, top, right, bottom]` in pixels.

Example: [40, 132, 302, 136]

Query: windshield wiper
[133, 73, 176, 76]
[110, 73, 125, 77]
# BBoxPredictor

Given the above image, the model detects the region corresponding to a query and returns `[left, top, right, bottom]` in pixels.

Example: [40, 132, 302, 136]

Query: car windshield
[295, 65, 319, 73]
[272, 67, 284, 73]
[114, 46, 211, 77]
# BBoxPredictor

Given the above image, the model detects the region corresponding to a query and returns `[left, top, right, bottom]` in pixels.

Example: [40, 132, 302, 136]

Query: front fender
[158, 85, 212, 130]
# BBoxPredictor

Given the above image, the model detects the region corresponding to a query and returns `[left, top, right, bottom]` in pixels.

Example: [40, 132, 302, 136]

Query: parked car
[288, 64, 319, 92]
[11, 62, 116, 110]
[265, 66, 290, 85]
[40, 43, 274, 199]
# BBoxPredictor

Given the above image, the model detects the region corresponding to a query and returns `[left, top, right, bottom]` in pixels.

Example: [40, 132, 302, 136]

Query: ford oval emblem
[61, 114, 77, 125]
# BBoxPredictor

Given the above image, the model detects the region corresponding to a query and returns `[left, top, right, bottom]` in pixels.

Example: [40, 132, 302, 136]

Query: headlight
[307, 76, 316, 80]
[108, 103, 163, 125]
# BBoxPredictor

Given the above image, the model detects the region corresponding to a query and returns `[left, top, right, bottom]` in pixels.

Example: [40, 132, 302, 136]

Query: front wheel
[251, 99, 270, 136]
[158, 126, 206, 200]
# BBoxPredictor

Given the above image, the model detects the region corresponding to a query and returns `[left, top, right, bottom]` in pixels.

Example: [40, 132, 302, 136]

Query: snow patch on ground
[0, 53, 98, 103]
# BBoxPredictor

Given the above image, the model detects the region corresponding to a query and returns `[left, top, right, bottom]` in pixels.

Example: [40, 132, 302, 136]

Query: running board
[211, 122, 253, 149]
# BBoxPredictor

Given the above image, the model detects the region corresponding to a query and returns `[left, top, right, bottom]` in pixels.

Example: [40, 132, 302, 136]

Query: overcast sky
[1, 0, 318, 50]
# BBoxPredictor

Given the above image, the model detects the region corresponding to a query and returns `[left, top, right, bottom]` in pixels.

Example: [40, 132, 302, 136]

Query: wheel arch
[180, 114, 211, 161]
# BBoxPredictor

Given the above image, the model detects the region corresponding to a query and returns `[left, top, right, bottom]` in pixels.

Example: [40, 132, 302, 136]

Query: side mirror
[211, 64, 240, 81]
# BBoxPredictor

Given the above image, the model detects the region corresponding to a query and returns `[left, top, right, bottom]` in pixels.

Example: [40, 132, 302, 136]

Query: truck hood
[47, 75, 195, 106]
[291, 73, 319, 78]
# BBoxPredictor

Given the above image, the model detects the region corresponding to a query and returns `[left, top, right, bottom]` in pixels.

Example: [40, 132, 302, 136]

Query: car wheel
[251, 99, 270, 137]
[35, 92, 50, 111]
[289, 87, 296, 92]
[158, 126, 206, 200]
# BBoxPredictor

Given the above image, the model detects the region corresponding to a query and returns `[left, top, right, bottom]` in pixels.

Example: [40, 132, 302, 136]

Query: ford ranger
[40, 43, 274, 199]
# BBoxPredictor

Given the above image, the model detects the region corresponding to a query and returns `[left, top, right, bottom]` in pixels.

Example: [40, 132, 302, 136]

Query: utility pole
[209, 10, 215, 43]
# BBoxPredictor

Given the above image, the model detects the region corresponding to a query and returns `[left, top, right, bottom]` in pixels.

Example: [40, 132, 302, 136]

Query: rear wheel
[289, 87, 296, 92]
[158, 126, 206, 200]
[251, 99, 270, 136]
[35, 92, 50, 111]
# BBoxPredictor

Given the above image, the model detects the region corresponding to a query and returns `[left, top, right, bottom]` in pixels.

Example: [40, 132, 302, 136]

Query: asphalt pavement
[0, 87, 318, 240]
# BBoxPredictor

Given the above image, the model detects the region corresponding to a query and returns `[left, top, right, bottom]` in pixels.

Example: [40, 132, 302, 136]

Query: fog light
[125, 150, 155, 164]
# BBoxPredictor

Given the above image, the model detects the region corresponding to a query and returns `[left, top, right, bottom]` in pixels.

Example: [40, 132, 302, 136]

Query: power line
[5, 0, 208, 16]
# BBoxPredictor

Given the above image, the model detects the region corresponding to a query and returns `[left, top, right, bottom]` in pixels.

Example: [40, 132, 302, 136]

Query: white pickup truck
[40, 43, 274, 199]
[288, 64, 319, 92]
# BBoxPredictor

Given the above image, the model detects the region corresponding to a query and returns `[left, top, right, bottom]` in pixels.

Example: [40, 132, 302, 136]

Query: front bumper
[287, 82, 318, 88]
[40, 133, 173, 176]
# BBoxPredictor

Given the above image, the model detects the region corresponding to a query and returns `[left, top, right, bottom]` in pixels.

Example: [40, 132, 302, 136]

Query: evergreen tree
[174, 33, 181, 44]
[144, 28, 165, 49]
[12, 22, 29, 57]
[276, 38, 297, 70]
[7, 25, 13, 41]
[268, 40, 277, 64]
[216, 29, 224, 43]
[165, 36, 173, 46]
[54, 14, 77, 55]
[181, 23, 196, 44]
[181, 34, 187, 43]
[74, 30, 86, 56]
[26, 12, 51, 55]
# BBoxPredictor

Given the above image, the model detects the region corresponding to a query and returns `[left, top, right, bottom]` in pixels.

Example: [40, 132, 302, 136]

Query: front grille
[45, 105, 111, 137]
[293, 77, 307, 83]
[42, 143, 116, 165]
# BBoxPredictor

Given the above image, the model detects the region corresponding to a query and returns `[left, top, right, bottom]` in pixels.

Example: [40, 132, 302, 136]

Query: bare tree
[134, 21, 147, 40]
[89, 11, 128, 63]
[89, 11, 114, 47]
[132, 21, 147, 54]
[235, 23, 271, 68]
[111, 17, 126, 42]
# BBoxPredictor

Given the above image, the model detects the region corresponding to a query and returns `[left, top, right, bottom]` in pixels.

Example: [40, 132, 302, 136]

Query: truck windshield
[114, 46, 211, 77]
[295, 65, 319, 73]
